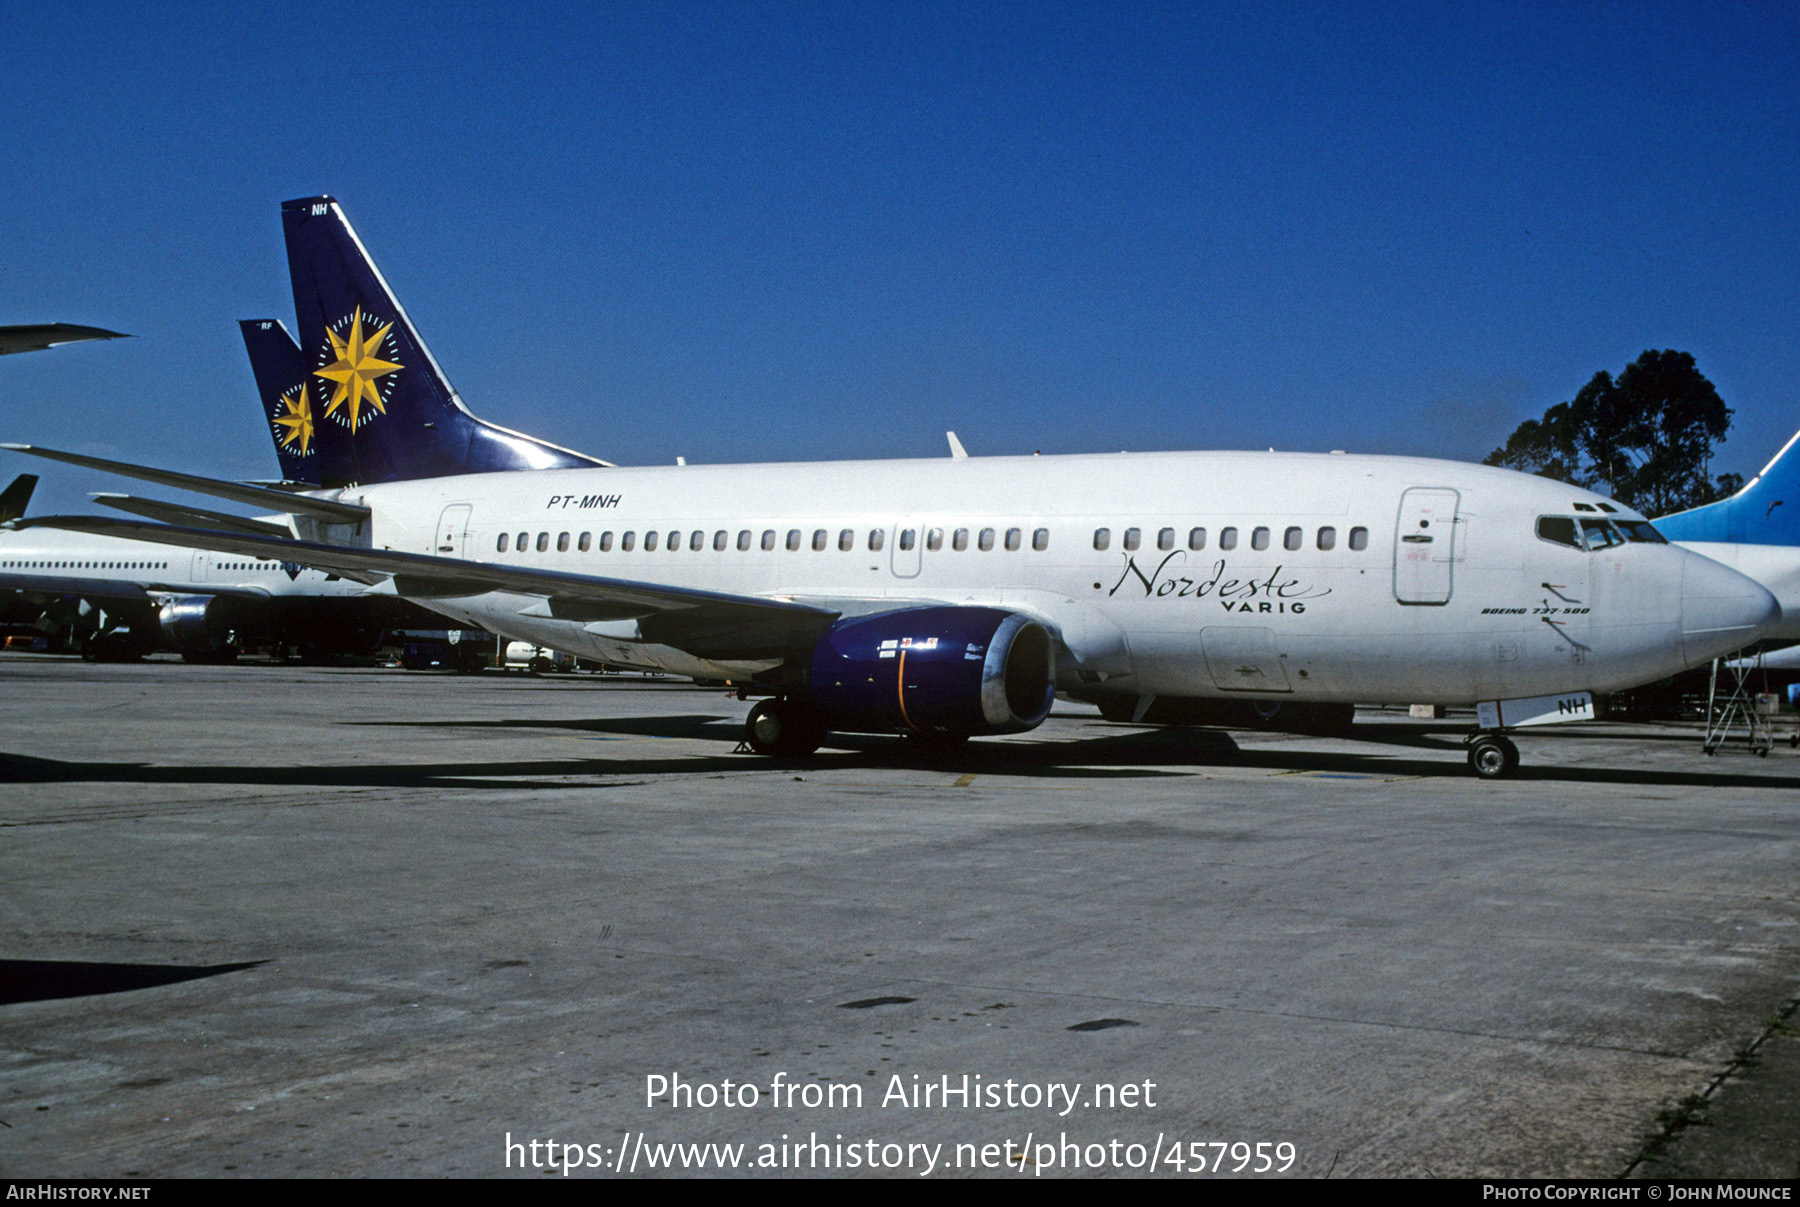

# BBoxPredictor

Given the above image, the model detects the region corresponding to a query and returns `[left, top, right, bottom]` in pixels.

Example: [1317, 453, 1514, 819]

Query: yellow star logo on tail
[316, 308, 402, 430]
[272, 383, 315, 455]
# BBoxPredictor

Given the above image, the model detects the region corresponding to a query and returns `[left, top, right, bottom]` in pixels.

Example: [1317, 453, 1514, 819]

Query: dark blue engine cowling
[808, 606, 1056, 735]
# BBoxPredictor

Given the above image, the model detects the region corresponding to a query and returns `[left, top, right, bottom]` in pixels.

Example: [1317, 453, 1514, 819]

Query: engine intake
[808, 606, 1055, 735]
[157, 594, 240, 656]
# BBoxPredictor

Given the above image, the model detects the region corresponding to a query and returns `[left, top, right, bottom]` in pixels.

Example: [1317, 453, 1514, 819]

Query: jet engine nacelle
[808, 606, 1056, 735]
[157, 594, 240, 659]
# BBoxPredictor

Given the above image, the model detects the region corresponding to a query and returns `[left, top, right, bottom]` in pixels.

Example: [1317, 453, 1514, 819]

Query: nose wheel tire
[745, 699, 826, 758]
[1467, 734, 1520, 779]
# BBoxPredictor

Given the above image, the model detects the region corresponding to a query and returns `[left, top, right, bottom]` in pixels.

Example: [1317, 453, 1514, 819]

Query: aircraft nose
[1681, 551, 1781, 665]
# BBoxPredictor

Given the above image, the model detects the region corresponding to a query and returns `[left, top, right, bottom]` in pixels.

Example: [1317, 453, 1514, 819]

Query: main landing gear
[744, 698, 826, 758]
[1465, 732, 1520, 779]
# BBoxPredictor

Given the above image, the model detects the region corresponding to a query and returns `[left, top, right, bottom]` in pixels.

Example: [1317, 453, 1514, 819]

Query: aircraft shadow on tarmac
[2, 719, 1795, 790]
[0, 958, 265, 1006]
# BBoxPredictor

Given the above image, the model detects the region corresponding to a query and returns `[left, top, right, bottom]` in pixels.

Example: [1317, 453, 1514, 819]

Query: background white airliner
[7, 197, 1782, 777]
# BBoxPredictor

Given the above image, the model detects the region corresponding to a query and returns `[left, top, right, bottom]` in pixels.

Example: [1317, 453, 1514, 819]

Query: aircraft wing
[1, 445, 368, 523]
[17, 515, 841, 657]
[0, 324, 129, 356]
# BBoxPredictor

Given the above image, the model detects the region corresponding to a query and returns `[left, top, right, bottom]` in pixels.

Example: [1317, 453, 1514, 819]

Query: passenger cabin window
[978, 528, 996, 551]
[622, 531, 636, 551]
[1284, 526, 1302, 551]
[1348, 527, 1368, 551]
[516, 531, 528, 551]
[1251, 527, 1270, 551]
[1032, 528, 1048, 551]
[1219, 527, 1238, 550]
[1005, 528, 1021, 551]
[536, 533, 550, 552]
[497, 533, 509, 553]
[578, 532, 591, 552]
[762, 530, 777, 551]
[644, 531, 659, 551]
[690, 530, 705, 551]
[715, 530, 729, 551]
[737, 530, 752, 551]
[667, 530, 680, 550]
[1188, 527, 1205, 550]
[1317, 527, 1336, 551]
[923, 529, 940, 551]
[1157, 527, 1174, 551]
[954, 528, 970, 551]
[812, 529, 828, 551]
[900, 529, 917, 551]
[1123, 528, 1141, 551]
[600, 532, 614, 552]
[786, 529, 801, 551]
[1093, 528, 1109, 551]
[871, 529, 888, 552]
[838, 528, 855, 551]
[557, 532, 570, 552]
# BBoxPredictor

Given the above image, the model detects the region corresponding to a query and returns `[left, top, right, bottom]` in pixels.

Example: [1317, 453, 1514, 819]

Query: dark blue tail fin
[0, 473, 38, 522]
[240, 318, 338, 487]
[280, 196, 609, 485]
[1657, 428, 1800, 545]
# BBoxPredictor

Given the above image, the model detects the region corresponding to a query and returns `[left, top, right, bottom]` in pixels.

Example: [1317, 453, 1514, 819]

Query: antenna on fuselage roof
[946, 432, 969, 460]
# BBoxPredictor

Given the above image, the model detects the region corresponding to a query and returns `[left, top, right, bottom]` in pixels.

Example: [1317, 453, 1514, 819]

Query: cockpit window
[1617, 520, 1668, 544]
[1580, 518, 1627, 550]
[1537, 516, 1581, 548]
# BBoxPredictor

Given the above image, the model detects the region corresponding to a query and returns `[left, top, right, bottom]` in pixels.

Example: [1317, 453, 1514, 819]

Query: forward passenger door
[1394, 488, 1460, 605]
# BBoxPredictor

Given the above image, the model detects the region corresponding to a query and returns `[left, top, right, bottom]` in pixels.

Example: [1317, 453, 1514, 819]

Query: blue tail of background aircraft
[240, 318, 324, 486]
[277, 195, 608, 486]
[1657, 428, 1800, 545]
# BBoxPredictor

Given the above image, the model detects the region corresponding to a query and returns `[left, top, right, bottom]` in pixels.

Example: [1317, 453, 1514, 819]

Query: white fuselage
[322, 449, 1776, 705]
[0, 526, 369, 599]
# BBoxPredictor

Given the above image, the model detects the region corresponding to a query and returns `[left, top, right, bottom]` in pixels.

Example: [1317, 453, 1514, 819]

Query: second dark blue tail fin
[240, 318, 335, 487]
[279, 196, 609, 485]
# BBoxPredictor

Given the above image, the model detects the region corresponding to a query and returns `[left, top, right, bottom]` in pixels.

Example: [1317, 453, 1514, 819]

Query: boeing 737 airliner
[7, 197, 1781, 776]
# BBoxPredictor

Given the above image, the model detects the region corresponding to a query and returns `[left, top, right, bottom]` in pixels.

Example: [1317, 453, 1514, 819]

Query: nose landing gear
[1465, 732, 1520, 779]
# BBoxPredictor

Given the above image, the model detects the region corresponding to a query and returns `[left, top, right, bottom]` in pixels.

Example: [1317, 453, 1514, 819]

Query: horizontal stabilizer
[0, 324, 129, 356]
[1, 445, 368, 524]
[91, 494, 293, 538]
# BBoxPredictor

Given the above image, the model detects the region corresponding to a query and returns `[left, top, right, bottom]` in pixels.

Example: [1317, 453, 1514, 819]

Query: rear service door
[1394, 488, 1460, 605]
[436, 505, 473, 557]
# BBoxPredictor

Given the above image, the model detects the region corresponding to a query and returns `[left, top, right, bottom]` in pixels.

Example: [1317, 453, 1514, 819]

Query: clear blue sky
[2, 1, 1796, 516]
